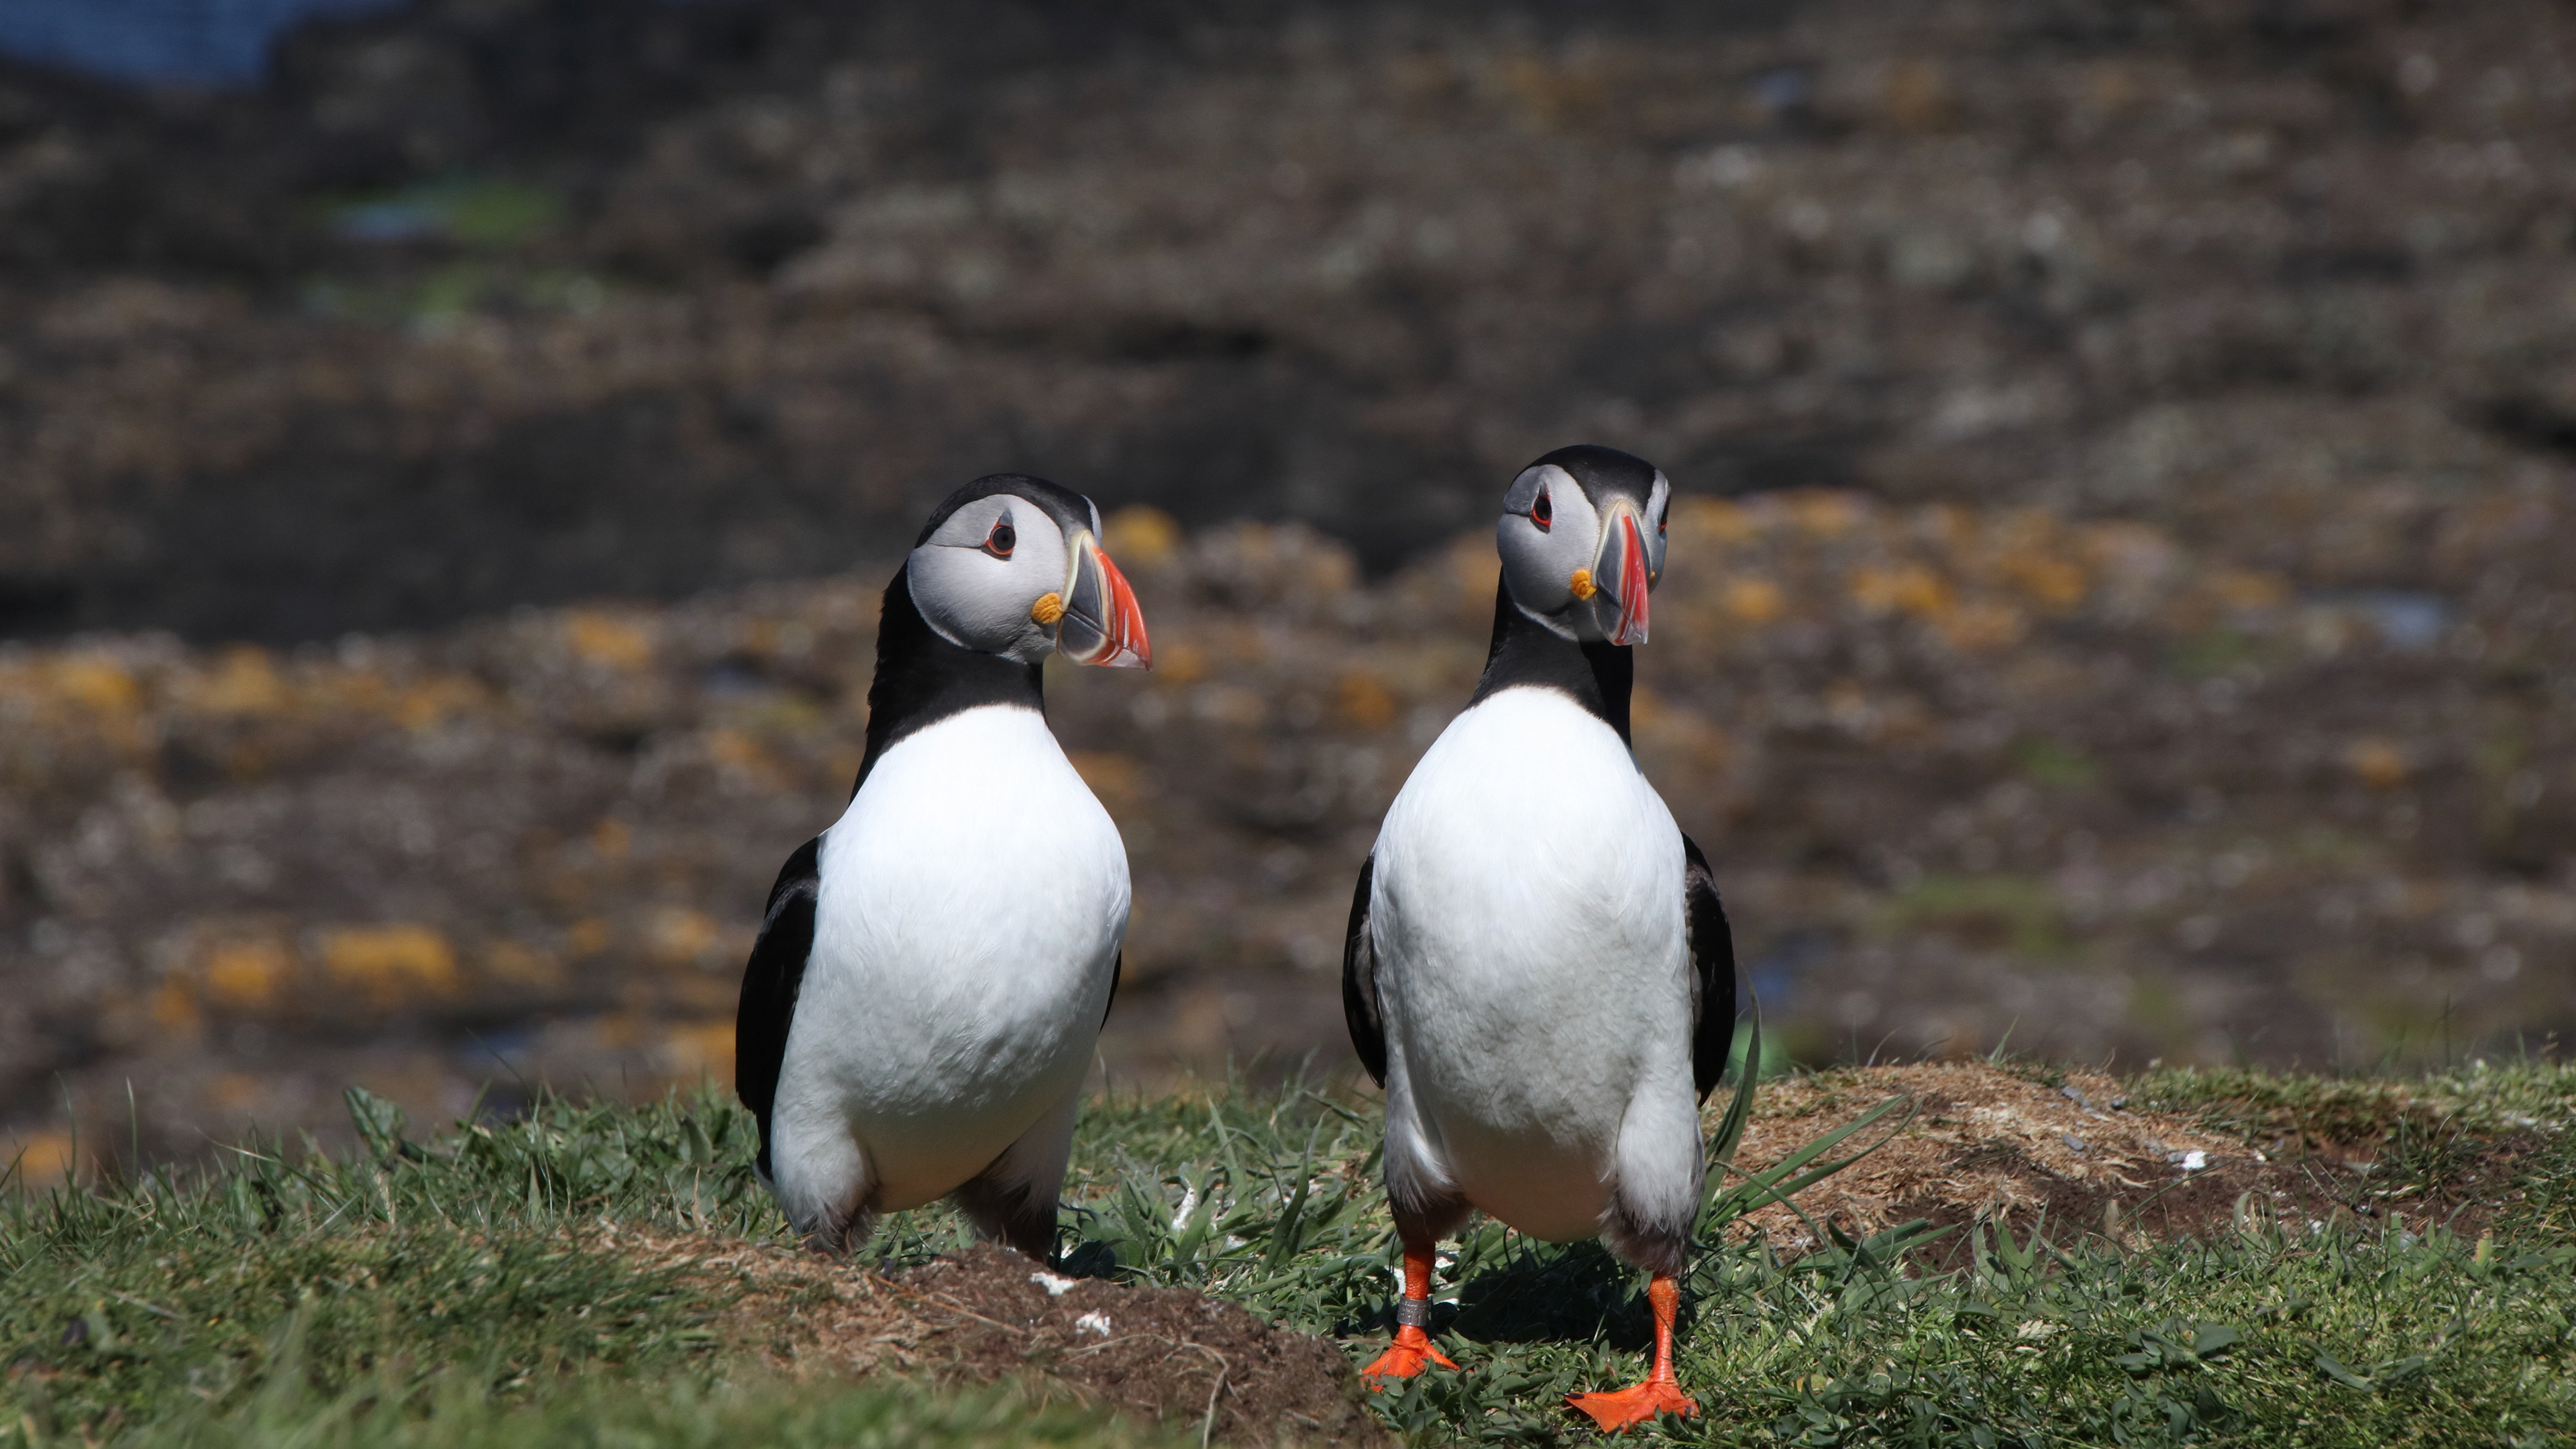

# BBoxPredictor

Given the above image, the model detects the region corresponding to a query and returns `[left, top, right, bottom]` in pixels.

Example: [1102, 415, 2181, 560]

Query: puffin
[1342, 445, 1736, 1430]
[735, 474, 1151, 1258]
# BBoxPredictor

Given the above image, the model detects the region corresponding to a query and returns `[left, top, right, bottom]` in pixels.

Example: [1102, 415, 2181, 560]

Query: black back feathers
[1682, 833, 1739, 1101]
[1341, 852, 1387, 1086]
[735, 835, 822, 1180]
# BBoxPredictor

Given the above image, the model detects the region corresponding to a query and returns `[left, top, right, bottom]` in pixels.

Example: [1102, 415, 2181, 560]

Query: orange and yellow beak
[1592, 503, 1652, 647]
[1057, 532, 1152, 668]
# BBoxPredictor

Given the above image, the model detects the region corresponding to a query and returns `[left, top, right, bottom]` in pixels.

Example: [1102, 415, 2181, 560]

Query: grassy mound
[7, 1059, 2575, 1446]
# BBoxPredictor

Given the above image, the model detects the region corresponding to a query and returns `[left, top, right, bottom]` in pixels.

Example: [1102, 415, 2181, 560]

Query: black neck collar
[1464, 578, 1631, 744]
[851, 564, 1046, 798]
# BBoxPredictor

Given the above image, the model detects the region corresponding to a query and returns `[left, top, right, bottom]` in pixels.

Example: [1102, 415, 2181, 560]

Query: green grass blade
[1711, 1094, 1914, 1220]
[1708, 1004, 1764, 1171]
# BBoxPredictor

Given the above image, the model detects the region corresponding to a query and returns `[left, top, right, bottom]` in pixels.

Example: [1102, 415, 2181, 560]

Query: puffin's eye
[1532, 491, 1552, 531]
[983, 519, 1016, 559]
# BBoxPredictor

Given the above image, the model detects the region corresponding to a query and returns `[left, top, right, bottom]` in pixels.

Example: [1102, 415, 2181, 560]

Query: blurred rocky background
[3, 0, 2574, 1169]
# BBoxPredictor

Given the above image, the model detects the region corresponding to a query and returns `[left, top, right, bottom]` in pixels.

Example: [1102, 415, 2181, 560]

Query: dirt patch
[1723, 1063, 2514, 1257]
[891, 1247, 1388, 1447]
[660, 1237, 1387, 1448]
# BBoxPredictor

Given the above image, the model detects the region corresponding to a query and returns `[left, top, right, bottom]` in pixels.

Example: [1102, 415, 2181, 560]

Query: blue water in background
[0, 0, 400, 85]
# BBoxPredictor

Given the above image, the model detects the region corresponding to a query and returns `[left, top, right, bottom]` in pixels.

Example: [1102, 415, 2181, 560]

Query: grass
[96, 1370, 1173, 1449]
[6, 1059, 2576, 1447]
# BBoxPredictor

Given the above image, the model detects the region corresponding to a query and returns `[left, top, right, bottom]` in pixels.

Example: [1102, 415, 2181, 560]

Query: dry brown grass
[1724, 1062, 2329, 1254]
[614, 1232, 1387, 1447]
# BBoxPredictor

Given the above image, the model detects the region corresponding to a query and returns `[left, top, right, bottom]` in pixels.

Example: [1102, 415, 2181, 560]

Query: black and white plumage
[736, 475, 1150, 1258]
[1344, 444, 1735, 1428]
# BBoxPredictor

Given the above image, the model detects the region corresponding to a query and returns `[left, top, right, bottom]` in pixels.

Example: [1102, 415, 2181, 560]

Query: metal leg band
[1395, 1297, 1432, 1328]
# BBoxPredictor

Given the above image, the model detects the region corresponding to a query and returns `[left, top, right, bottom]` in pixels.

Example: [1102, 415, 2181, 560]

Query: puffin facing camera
[1496, 444, 1670, 646]
[1346, 440, 1728, 1429]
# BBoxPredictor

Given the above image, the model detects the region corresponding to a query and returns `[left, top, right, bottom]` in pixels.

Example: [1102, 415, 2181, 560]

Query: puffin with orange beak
[737, 474, 1150, 1257]
[1344, 445, 1736, 1429]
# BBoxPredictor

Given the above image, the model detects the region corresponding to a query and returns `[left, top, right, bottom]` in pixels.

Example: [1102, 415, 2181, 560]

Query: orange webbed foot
[1565, 1378, 1698, 1432]
[1360, 1325, 1460, 1386]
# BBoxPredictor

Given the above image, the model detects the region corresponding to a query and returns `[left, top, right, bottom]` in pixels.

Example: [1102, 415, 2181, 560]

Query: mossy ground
[6, 1057, 2575, 1446]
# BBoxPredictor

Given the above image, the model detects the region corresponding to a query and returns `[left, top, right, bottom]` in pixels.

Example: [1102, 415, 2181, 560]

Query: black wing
[1102, 951, 1122, 1029]
[1340, 852, 1388, 1087]
[1684, 833, 1739, 1103]
[736, 835, 822, 1179]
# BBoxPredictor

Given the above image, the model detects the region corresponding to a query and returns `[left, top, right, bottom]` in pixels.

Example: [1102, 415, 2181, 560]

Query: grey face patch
[1493, 449, 1676, 643]
[1496, 464, 1603, 639]
[907, 496, 1072, 663]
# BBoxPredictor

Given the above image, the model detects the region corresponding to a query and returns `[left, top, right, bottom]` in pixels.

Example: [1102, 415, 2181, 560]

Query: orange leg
[1566, 1273, 1697, 1432]
[1359, 1244, 1460, 1385]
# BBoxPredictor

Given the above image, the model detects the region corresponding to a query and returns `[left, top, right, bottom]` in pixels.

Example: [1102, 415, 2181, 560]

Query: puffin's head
[1495, 444, 1670, 646]
[906, 474, 1152, 668]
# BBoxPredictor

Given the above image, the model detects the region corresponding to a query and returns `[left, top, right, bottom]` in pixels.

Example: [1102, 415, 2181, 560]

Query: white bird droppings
[1030, 1272, 1079, 1296]
[1075, 1311, 1112, 1336]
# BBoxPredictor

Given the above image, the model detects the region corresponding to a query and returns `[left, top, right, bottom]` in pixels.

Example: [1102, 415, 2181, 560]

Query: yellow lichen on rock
[1934, 600, 2029, 653]
[647, 908, 726, 967]
[704, 728, 782, 784]
[1790, 492, 1864, 538]
[1069, 751, 1142, 807]
[659, 1020, 736, 1079]
[203, 939, 292, 1008]
[188, 646, 289, 716]
[320, 925, 460, 1004]
[1673, 495, 1755, 546]
[2346, 739, 2410, 790]
[565, 610, 655, 669]
[48, 654, 142, 717]
[7, 1130, 77, 1189]
[1106, 505, 1181, 567]
[1335, 669, 1398, 731]
[149, 978, 202, 1035]
[1152, 639, 1208, 684]
[1993, 549, 2089, 612]
[394, 676, 488, 729]
[482, 939, 566, 989]
[1721, 577, 1786, 625]
[1849, 563, 1954, 619]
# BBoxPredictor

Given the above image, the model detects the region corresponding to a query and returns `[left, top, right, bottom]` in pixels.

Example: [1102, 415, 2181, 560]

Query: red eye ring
[1532, 491, 1552, 530]
[983, 519, 1016, 559]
